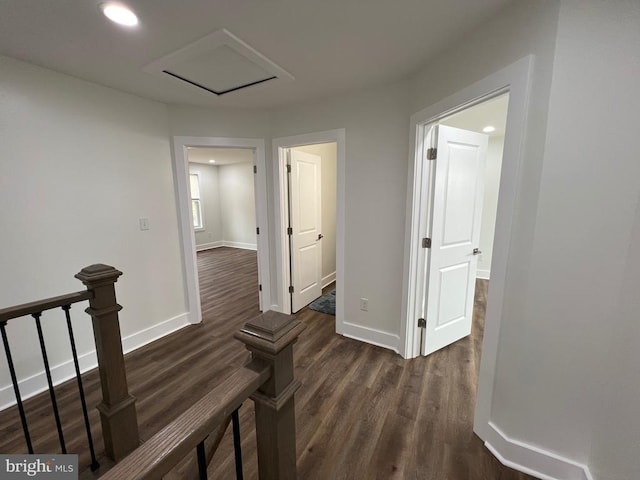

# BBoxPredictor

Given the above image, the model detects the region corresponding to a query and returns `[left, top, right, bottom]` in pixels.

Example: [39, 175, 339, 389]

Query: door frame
[272, 129, 345, 328]
[401, 56, 533, 436]
[172, 136, 271, 324]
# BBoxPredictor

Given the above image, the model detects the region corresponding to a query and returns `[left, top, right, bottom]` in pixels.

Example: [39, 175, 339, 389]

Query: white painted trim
[272, 129, 346, 335]
[477, 269, 491, 280]
[322, 271, 336, 289]
[172, 136, 271, 318]
[341, 322, 400, 354]
[189, 171, 205, 230]
[484, 423, 594, 480]
[195, 241, 257, 252]
[0, 350, 97, 411]
[121, 313, 190, 354]
[0, 313, 189, 411]
[221, 241, 257, 251]
[196, 241, 224, 251]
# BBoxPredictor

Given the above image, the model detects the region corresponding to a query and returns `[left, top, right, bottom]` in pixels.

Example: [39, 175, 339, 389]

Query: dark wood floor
[0, 247, 534, 479]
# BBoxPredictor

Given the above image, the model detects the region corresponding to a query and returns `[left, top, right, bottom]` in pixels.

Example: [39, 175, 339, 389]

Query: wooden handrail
[0, 290, 92, 322]
[1, 263, 139, 466]
[100, 360, 271, 480]
[97, 310, 304, 480]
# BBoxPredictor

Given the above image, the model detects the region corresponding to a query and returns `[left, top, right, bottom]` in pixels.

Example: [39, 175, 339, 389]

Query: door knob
[473, 248, 482, 255]
[317, 233, 324, 240]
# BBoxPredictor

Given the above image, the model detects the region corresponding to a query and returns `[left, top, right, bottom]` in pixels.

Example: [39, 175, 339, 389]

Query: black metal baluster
[62, 305, 99, 471]
[0, 321, 33, 453]
[232, 406, 244, 480]
[196, 439, 208, 480]
[33, 312, 66, 453]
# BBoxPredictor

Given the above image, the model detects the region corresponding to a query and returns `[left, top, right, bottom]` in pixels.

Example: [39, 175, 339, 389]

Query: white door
[423, 125, 488, 355]
[289, 149, 322, 312]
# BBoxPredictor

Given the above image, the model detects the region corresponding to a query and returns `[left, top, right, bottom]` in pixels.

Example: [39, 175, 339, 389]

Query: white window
[189, 173, 204, 230]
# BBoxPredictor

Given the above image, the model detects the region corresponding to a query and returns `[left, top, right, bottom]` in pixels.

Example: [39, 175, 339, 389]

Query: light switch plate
[139, 218, 150, 231]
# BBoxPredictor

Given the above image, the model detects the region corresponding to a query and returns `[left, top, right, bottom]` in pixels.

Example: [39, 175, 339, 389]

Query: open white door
[423, 125, 488, 355]
[289, 149, 322, 312]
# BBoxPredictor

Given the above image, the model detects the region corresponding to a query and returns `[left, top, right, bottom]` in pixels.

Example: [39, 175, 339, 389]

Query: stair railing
[0, 264, 140, 468]
[100, 310, 305, 480]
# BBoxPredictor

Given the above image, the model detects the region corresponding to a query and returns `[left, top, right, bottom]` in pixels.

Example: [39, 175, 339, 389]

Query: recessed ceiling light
[482, 126, 496, 133]
[208, 159, 216, 164]
[100, 3, 139, 27]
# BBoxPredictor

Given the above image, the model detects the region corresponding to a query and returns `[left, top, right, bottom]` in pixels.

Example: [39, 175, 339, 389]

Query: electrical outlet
[360, 298, 369, 312]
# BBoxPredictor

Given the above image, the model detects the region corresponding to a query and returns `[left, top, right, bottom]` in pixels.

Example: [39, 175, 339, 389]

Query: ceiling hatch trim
[144, 28, 294, 96]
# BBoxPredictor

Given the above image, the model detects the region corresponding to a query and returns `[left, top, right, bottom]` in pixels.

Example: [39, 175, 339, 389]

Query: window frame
[189, 172, 205, 231]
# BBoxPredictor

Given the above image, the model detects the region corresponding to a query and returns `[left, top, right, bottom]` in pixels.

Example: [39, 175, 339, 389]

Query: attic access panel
[145, 29, 294, 96]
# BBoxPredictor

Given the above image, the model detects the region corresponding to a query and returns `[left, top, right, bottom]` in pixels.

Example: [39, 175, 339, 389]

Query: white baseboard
[121, 313, 190, 354]
[322, 271, 336, 288]
[477, 269, 491, 280]
[340, 322, 400, 354]
[484, 422, 593, 480]
[196, 241, 223, 251]
[0, 349, 99, 411]
[222, 241, 257, 251]
[196, 241, 257, 252]
[0, 312, 190, 411]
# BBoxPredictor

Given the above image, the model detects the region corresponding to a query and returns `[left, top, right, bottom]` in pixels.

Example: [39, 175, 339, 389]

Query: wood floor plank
[0, 248, 535, 479]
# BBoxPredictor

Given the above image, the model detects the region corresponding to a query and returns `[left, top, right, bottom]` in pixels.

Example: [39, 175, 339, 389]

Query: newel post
[234, 311, 306, 480]
[75, 264, 139, 461]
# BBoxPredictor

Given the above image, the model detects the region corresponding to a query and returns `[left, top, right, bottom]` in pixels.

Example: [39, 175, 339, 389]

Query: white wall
[188, 162, 257, 250]
[293, 143, 337, 284]
[219, 162, 257, 248]
[189, 164, 223, 247]
[520, 0, 640, 476]
[590, 200, 640, 480]
[270, 80, 410, 350]
[0, 55, 187, 408]
[168, 105, 274, 291]
[477, 136, 504, 279]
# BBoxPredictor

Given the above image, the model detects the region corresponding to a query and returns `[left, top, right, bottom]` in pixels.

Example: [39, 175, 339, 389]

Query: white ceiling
[0, 0, 514, 109]
[188, 147, 253, 166]
[440, 94, 509, 137]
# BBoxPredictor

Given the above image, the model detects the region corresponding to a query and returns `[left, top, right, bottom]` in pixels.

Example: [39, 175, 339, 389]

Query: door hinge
[427, 148, 437, 160]
[253, 165, 257, 174]
[259, 284, 262, 291]
[256, 227, 260, 235]
[287, 227, 293, 235]
[418, 318, 426, 328]
[286, 164, 292, 173]
[422, 237, 432, 248]
[289, 285, 294, 293]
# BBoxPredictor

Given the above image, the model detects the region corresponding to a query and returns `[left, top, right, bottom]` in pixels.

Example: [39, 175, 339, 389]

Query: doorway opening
[415, 94, 509, 356]
[172, 136, 271, 325]
[401, 56, 534, 462]
[187, 147, 262, 321]
[286, 143, 338, 313]
[272, 130, 345, 329]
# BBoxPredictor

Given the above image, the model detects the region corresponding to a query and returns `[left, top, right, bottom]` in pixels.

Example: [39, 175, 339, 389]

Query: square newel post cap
[75, 264, 123, 286]
[234, 310, 306, 355]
